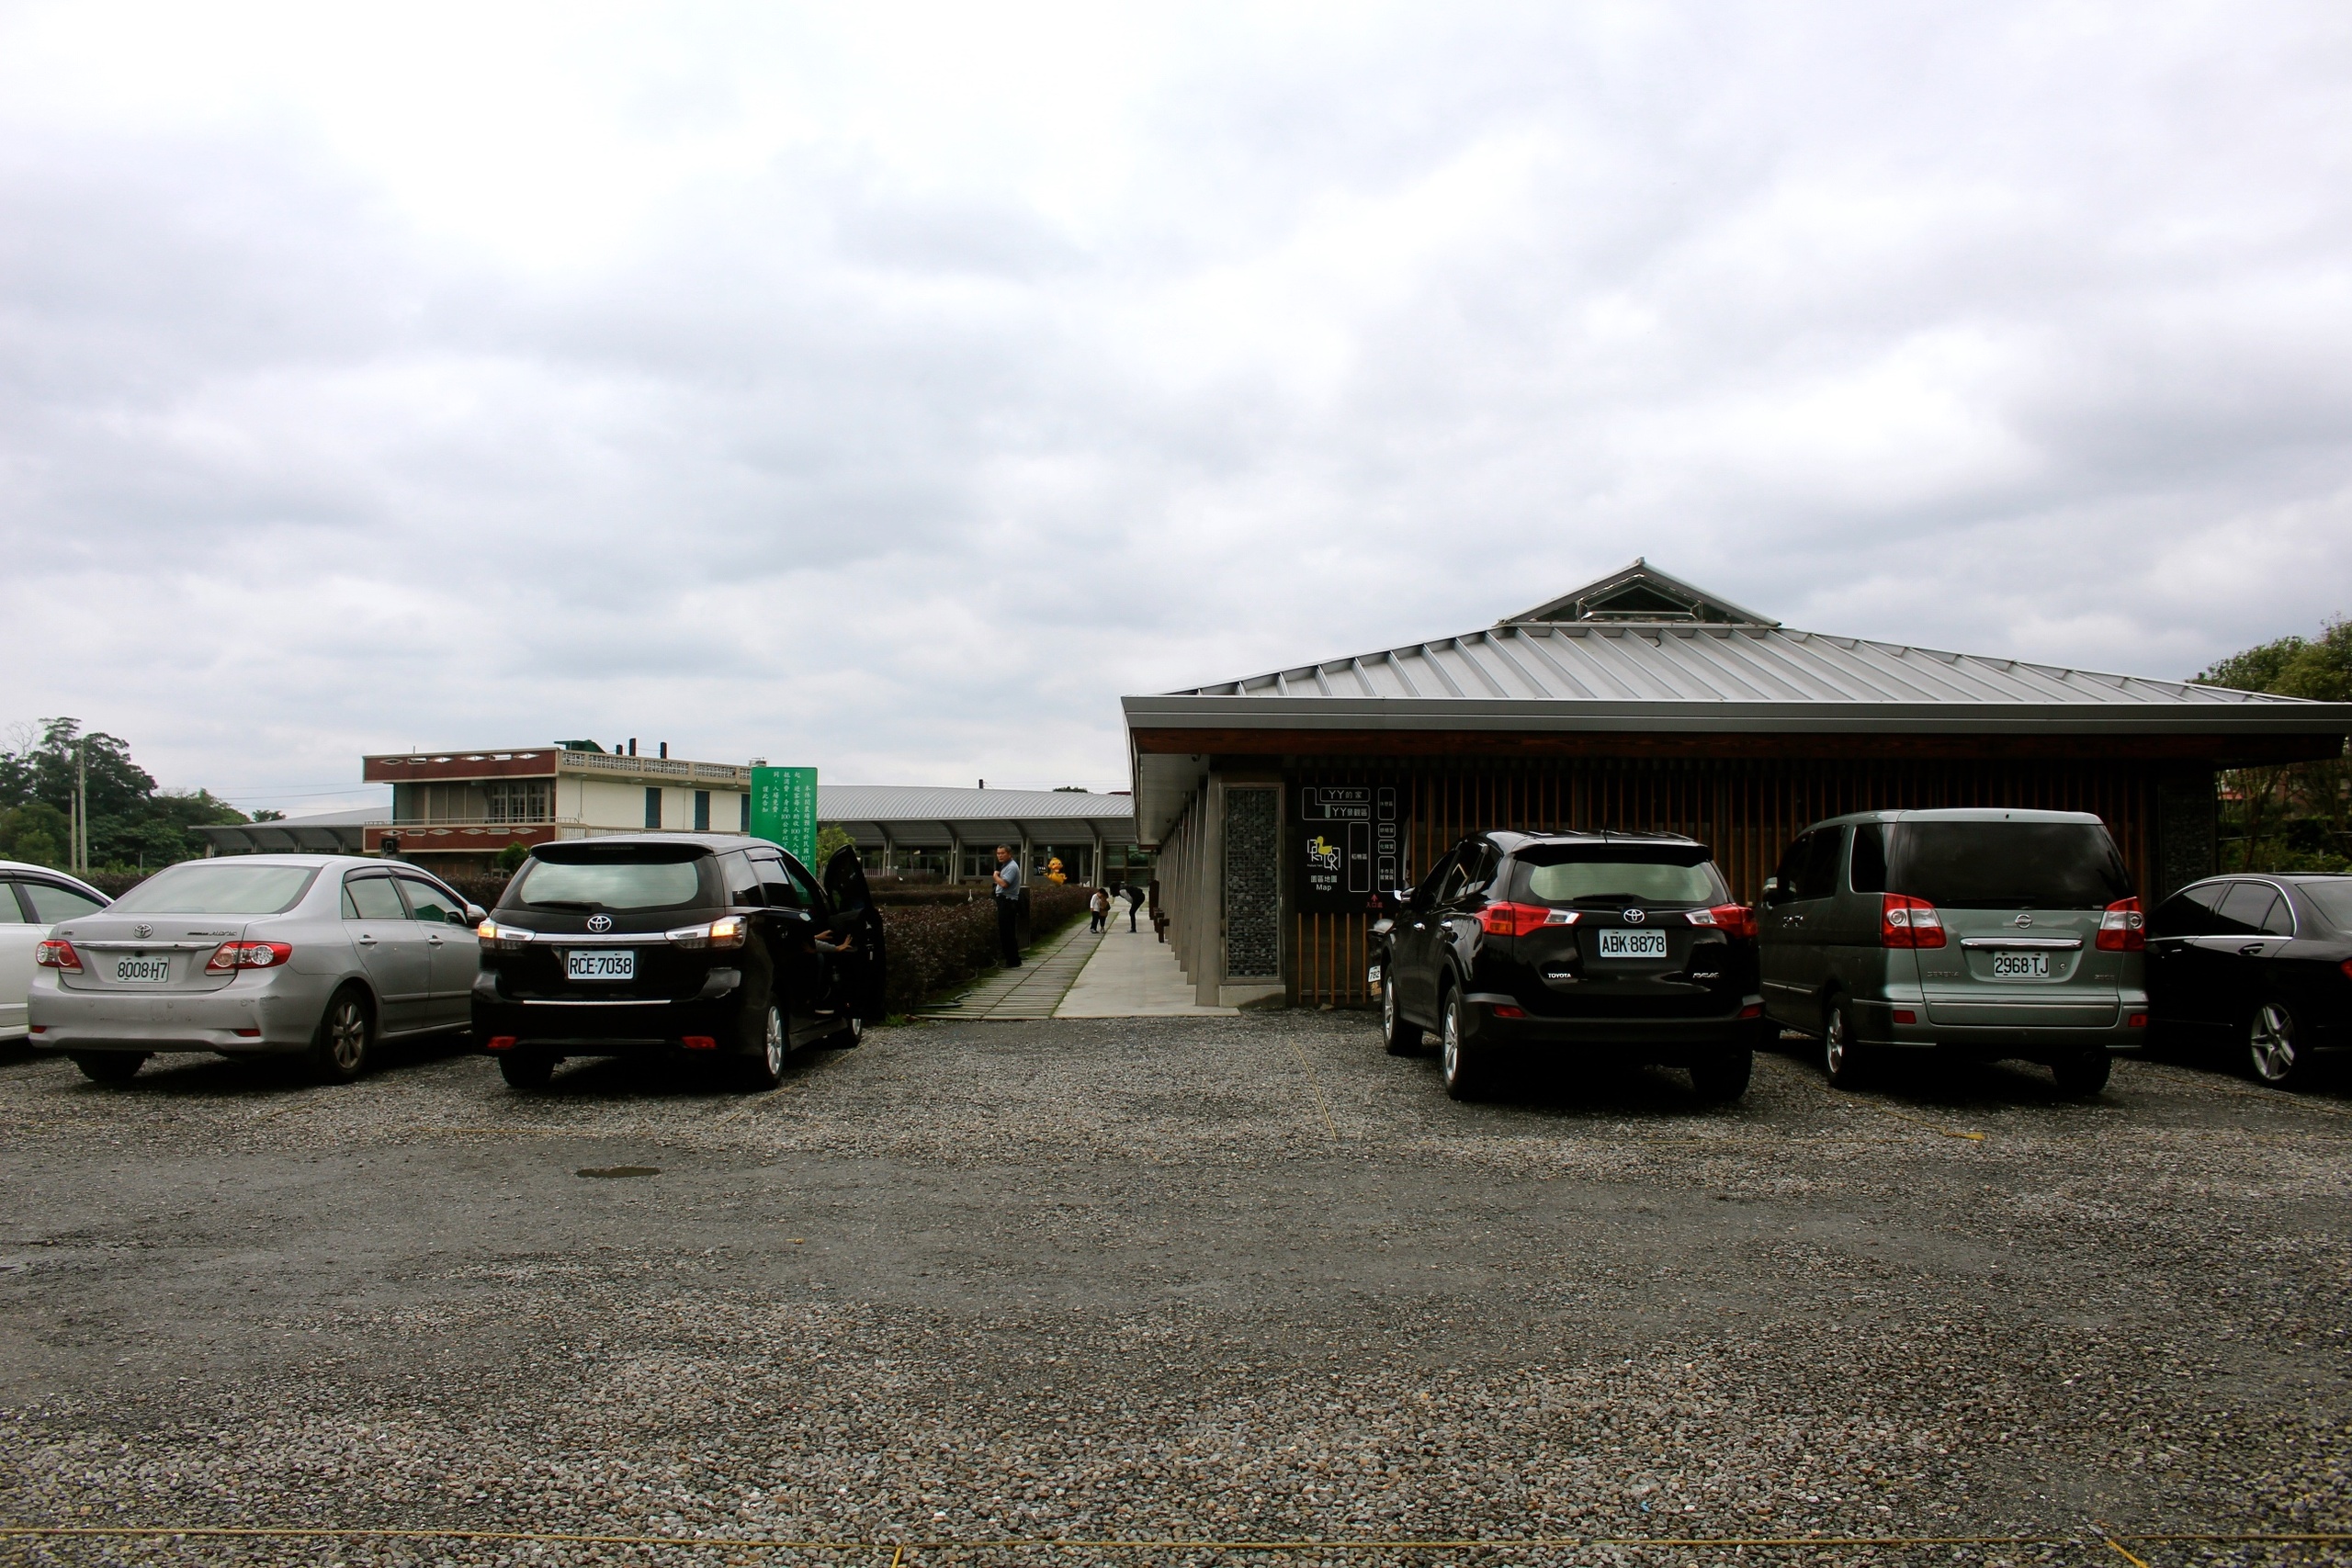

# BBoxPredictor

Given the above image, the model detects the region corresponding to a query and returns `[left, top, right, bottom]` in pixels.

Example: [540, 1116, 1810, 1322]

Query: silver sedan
[28, 854, 483, 1084]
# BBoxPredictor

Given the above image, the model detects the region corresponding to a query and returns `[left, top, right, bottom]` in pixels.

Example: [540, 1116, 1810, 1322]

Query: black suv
[473, 834, 887, 1090]
[1370, 830, 1763, 1101]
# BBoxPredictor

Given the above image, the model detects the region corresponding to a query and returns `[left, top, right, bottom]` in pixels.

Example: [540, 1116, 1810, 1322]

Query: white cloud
[4, 1, 2351, 805]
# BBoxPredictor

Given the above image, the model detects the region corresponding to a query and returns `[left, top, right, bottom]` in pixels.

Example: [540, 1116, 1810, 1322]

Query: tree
[0, 719, 255, 872]
[816, 824, 855, 865]
[2195, 620, 2352, 871]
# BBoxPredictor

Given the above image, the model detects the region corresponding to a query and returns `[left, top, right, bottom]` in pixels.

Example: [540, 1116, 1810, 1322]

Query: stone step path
[913, 914, 1105, 1021]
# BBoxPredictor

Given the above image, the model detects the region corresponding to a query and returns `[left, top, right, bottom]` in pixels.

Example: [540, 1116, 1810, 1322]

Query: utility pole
[74, 739, 87, 873]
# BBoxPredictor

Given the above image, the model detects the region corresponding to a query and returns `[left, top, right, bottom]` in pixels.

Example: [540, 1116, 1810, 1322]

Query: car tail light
[206, 942, 293, 972]
[2127, 1013, 2148, 1029]
[1488, 1003, 1526, 1020]
[2096, 897, 2146, 952]
[34, 939, 81, 971]
[1688, 904, 1757, 940]
[484, 1035, 517, 1052]
[681, 1035, 718, 1050]
[666, 917, 748, 951]
[232, 1028, 261, 1038]
[1476, 902, 1555, 938]
[477, 921, 535, 951]
[1737, 1002, 1764, 1020]
[1881, 894, 1946, 948]
[1893, 1009, 1917, 1024]
[2341, 959, 2352, 983]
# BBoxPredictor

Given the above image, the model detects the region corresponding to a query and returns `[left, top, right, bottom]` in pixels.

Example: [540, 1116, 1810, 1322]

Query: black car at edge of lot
[2146, 873, 2352, 1089]
[471, 834, 887, 1090]
[1369, 829, 1763, 1102]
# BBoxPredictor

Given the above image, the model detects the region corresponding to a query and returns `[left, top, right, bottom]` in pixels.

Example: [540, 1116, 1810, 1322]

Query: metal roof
[820, 784, 1137, 851]
[1159, 621, 2319, 711]
[194, 807, 377, 855]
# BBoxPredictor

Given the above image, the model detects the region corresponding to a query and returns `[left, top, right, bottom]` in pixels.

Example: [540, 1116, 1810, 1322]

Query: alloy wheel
[764, 1005, 786, 1077]
[1823, 1005, 1849, 1080]
[328, 1000, 368, 1073]
[1442, 997, 1460, 1084]
[2249, 1003, 2299, 1084]
[1382, 976, 1396, 1038]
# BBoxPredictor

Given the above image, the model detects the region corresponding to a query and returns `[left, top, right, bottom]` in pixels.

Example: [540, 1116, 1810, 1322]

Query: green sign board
[749, 765, 820, 868]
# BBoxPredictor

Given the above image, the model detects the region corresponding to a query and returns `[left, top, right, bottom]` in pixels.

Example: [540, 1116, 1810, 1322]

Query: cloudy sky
[6, 3, 2350, 814]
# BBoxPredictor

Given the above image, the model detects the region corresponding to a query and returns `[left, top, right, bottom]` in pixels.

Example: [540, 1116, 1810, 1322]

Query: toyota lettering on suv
[1370, 830, 1763, 1102]
[472, 835, 886, 1090]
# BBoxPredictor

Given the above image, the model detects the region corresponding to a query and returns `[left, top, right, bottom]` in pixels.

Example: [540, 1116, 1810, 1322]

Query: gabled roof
[1503, 558, 1777, 626]
[819, 784, 1136, 852]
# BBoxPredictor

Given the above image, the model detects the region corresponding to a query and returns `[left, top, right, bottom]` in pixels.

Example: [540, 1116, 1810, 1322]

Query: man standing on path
[992, 844, 1024, 967]
[1123, 883, 1143, 932]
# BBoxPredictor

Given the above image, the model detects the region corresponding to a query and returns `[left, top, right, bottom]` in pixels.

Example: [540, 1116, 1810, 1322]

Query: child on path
[1088, 887, 1110, 932]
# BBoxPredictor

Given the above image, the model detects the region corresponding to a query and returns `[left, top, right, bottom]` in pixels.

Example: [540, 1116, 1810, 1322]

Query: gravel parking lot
[2, 1016, 2347, 1567]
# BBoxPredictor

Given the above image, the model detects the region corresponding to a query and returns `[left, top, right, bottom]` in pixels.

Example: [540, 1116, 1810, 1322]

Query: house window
[694, 790, 710, 831]
[485, 781, 550, 824]
[644, 787, 662, 829]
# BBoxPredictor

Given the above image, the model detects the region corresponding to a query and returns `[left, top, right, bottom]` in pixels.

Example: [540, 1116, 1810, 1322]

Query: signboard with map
[1296, 784, 1402, 913]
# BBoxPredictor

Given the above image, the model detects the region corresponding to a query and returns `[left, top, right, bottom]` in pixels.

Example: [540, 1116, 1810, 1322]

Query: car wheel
[308, 988, 373, 1084]
[2051, 1049, 2110, 1098]
[832, 1013, 865, 1050]
[498, 1052, 555, 1090]
[2247, 1000, 2310, 1089]
[70, 1051, 147, 1085]
[1439, 987, 1482, 1101]
[1690, 1049, 1753, 1104]
[737, 1002, 786, 1091]
[1380, 967, 1423, 1056]
[1822, 998, 1868, 1089]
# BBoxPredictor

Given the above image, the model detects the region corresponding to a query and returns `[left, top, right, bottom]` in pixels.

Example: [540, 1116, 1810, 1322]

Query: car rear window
[1510, 850, 1728, 907]
[107, 863, 320, 916]
[2301, 881, 2352, 932]
[1891, 822, 2130, 909]
[506, 852, 714, 911]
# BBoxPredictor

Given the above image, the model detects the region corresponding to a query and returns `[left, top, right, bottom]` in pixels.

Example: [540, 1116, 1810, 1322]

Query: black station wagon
[473, 834, 886, 1090]
[1369, 830, 1763, 1102]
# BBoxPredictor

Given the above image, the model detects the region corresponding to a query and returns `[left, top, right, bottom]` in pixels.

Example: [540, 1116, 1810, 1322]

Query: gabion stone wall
[1222, 785, 1281, 980]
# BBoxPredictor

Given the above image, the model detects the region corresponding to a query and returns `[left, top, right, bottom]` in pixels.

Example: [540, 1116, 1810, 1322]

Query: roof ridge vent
[1500, 558, 1779, 627]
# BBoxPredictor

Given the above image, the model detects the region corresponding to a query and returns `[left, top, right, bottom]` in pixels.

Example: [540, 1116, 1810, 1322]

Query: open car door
[824, 844, 888, 1023]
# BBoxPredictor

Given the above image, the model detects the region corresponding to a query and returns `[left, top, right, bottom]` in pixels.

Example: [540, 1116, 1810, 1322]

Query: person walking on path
[992, 845, 1024, 967]
[1088, 887, 1109, 933]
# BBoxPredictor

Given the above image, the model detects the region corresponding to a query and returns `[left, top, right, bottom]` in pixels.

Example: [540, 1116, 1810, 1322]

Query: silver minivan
[1758, 808, 2148, 1095]
[29, 854, 483, 1084]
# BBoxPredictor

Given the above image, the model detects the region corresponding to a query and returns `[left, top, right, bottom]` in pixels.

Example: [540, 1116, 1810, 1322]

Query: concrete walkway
[1056, 911, 1238, 1018]
[914, 914, 1104, 1021]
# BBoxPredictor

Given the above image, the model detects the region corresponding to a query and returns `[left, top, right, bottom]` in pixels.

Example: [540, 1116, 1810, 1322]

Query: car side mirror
[460, 905, 487, 926]
[1759, 877, 1781, 907]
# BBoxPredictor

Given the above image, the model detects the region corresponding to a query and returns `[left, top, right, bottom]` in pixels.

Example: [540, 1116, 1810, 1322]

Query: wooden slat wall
[1290, 756, 2156, 1007]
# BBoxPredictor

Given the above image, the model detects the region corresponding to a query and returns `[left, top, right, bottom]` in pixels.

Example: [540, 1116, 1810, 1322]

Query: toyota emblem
[586, 914, 613, 933]
[1623, 908, 1646, 924]
[133, 923, 153, 939]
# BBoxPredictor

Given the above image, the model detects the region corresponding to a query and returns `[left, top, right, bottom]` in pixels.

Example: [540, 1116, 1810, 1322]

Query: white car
[0, 861, 112, 1040]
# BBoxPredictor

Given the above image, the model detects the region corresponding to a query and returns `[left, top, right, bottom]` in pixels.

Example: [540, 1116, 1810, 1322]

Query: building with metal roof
[1124, 560, 2352, 1008]
[194, 806, 376, 857]
[818, 784, 1144, 886]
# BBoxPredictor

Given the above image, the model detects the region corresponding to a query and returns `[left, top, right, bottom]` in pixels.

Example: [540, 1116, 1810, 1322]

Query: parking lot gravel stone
[1, 1015, 2347, 1566]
